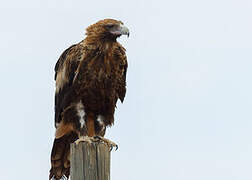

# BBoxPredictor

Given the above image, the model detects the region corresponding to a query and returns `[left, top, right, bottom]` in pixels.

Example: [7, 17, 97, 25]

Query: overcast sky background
[0, 0, 252, 179]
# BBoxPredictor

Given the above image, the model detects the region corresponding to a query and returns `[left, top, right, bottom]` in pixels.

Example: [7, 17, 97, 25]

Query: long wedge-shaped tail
[49, 133, 78, 180]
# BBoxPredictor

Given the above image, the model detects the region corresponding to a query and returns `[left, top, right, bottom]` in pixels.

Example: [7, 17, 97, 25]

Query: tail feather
[49, 133, 78, 180]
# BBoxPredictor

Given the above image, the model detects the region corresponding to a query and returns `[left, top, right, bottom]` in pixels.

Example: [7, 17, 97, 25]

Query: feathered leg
[74, 113, 98, 144]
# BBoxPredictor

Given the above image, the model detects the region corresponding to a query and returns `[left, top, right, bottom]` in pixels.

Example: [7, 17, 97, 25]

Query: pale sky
[1, 0, 252, 180]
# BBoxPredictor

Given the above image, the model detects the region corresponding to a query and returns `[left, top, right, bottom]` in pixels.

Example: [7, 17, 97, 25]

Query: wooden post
[70, 142, 111, 180]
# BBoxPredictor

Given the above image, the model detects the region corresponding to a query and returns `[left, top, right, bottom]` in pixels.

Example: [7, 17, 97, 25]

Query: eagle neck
[84, 39, 116, 54]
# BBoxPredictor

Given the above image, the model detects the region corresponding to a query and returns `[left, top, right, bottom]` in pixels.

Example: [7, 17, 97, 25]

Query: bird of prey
[49, 19, 129, 180]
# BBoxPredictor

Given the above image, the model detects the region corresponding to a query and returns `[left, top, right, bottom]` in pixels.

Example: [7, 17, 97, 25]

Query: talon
[109, 145, 113, 151]
[94, 136, 118, 151]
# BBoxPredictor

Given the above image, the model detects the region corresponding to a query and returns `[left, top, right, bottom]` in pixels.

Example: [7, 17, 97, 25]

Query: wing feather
[116, 45, 128, 103]
[54, 44, 82, 128]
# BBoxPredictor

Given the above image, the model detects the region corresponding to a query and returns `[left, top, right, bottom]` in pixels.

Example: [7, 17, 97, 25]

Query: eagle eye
[105, 23, 115, 29]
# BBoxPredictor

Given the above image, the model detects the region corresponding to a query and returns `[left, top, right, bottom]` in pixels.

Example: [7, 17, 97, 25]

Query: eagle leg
[74, 136, 98, 145]
[94, 136, 118, 151]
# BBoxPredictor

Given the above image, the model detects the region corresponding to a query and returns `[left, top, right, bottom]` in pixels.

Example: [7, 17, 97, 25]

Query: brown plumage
[49, 19, 129, 180]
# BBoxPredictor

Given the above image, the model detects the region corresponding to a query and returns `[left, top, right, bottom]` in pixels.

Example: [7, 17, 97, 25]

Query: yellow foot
[74, 136, 95, 145]
[94, 136, 118, 151]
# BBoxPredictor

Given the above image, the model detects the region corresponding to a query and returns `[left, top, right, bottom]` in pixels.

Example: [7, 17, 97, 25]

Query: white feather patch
[76, 100, 85, 128]
[97, 115, 105, 131]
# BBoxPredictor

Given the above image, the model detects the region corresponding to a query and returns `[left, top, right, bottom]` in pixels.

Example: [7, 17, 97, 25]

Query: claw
[93, 136, 118, 151]
[110, 144, 118, 151]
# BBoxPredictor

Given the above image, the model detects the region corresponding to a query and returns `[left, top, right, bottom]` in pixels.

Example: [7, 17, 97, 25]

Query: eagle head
[86, 19, 130, 41]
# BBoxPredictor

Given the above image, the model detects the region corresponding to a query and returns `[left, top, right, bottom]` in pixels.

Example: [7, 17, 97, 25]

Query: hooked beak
[109, 23, 130, 38]
[119, 24, 130, 37]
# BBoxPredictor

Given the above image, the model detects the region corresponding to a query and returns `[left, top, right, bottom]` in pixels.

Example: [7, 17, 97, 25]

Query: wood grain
[70, 142, 110, 180]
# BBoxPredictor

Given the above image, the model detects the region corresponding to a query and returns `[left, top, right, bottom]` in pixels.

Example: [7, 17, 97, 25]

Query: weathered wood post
[70, 142, 111, 180]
